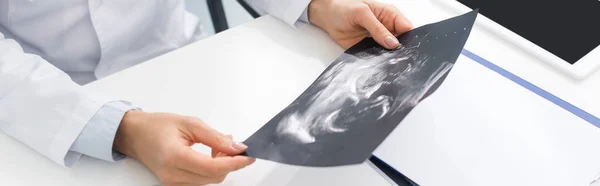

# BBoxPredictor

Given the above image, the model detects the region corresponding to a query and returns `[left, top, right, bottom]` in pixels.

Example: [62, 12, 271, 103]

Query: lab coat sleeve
[0, 32, 114, 167]
[243, 0, 312, 27]
[69, 101, 138, 162]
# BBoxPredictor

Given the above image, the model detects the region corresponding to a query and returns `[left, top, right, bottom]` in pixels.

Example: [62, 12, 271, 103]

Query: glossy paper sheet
[242, 10, 478, 167]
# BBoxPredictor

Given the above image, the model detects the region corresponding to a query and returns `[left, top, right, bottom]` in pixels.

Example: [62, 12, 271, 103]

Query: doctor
[0, 0, 412, 185]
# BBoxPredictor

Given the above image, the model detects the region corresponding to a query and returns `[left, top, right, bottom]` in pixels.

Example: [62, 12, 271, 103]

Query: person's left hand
[307, 0, 413, 49]
[113, 111, 255, 186]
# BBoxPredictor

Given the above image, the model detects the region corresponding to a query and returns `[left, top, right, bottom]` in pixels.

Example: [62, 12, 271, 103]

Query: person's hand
[113, 110, 255, 186]
[308, 0, 413, 49]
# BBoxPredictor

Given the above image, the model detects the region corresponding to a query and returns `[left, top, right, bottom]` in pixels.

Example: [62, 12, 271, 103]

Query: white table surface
[2, 0, 600, 185]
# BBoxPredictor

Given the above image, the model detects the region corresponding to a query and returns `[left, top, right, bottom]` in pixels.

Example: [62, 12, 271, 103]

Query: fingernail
[233, 142, 248, 151]
[385, 36, 399, 48]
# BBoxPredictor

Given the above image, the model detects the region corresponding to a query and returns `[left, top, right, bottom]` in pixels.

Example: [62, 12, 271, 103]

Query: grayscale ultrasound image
[242, 10, 478, 167]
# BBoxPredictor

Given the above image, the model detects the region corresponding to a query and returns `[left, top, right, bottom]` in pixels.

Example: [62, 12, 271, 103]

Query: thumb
[356, 7, 399, 49]
[185, 118, 248, 155]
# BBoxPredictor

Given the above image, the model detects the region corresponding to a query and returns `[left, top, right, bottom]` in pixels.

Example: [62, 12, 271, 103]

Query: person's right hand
[308, 0, 413, 49]
[113, 110, 255, 186]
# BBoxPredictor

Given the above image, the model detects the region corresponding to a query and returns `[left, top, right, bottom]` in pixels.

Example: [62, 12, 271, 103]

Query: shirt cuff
[68, 101, 138, 162]
[290, 1, 312, 28]
[246, 0, 311, 28]
[298, 7, 310, 23]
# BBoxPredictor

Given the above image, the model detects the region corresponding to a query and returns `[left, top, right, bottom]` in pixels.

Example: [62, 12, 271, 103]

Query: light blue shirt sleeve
[299, 7, 310, 23]
[69, 101, 137, 162]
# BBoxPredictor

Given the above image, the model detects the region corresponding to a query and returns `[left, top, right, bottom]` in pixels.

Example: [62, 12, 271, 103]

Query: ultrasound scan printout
[242, 10, 479, 167]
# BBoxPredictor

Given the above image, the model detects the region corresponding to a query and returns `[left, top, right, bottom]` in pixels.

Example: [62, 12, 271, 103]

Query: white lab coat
[0, 0, 310, 166]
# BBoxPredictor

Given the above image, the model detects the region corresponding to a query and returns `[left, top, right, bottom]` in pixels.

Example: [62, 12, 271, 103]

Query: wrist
[113, 110, 144, 159]
[308, 0, 328, 29]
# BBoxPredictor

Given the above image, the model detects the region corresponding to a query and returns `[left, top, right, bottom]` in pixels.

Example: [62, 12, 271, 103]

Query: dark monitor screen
[457, 0, 600, 64]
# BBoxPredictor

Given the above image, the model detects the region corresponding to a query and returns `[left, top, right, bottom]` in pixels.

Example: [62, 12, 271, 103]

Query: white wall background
[185, 0, 255, 35]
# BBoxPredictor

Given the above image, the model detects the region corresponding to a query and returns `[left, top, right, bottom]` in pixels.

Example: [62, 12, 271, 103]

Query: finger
[162, 169, 224, 185]
[390, 7, 413, 35]
[171, 175, 226, 186]
[184, 118, 247, 155]
[167, 174, 227, 186]
[177, 149, 255, 177]
[356, 6, 399, 49]
[202, 175, 228, 185]
[179, 170, 228, 185]
[212, 135, 233, 158]
[205, 156, 256, 176]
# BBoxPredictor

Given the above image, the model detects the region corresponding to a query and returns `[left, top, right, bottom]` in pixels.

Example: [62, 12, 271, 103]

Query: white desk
[2, 1, 600, 185]
[378, 1, 600, 186]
